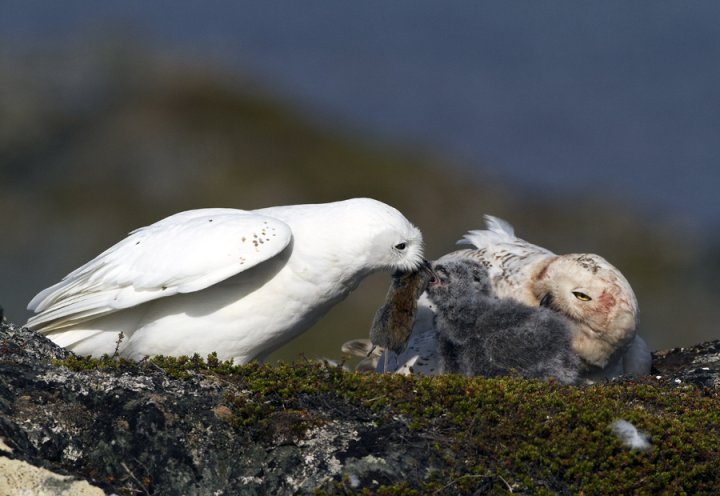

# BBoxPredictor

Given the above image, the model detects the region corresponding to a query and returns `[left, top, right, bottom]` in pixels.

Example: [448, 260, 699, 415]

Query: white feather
[483, 214, 515, 236]
[611, 420, 651, 450]
[457, 214, 515, 248]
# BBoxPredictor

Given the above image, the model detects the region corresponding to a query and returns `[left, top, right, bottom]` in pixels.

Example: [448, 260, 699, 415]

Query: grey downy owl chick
[427, 259, 581, 384]
[368, 263, 433, 371]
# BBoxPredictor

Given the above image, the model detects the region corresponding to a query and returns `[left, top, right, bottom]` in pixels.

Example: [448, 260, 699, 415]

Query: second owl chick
[427, 259, 581, 384]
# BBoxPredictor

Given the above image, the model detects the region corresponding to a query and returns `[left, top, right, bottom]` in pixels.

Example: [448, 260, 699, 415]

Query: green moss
[237, 365, 720, 493]
[54, 351, 238, 379]
[51, 353, 136, 371]
[50, 355, 720, 493]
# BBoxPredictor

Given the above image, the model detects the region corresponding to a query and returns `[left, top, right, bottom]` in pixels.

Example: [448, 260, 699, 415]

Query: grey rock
[651, 340, 720, 389]
[0, 323, 440, 495]
[1, 320, 719, 495]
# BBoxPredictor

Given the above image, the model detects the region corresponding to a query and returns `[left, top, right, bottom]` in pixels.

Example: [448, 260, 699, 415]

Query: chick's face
[427, 260, 491, 305]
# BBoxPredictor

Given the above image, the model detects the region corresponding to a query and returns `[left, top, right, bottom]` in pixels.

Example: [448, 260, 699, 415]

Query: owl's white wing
[27, 209, 292, 331]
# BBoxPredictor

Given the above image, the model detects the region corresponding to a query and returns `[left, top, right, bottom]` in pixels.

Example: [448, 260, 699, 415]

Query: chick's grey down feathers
[427, 259, 581, 384]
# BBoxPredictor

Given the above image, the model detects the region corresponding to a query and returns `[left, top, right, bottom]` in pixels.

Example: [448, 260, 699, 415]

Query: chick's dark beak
[539, 293, 553, 308]
[420, 259, 432, 272]
[421, 259, 438, 285]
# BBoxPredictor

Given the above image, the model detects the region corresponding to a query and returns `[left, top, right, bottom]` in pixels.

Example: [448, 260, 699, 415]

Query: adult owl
[26, 198, 425, 364]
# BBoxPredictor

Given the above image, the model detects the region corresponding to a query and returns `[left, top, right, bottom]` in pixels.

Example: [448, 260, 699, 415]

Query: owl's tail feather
[483, 215, 515, 236]
[457, 215, 516, 248]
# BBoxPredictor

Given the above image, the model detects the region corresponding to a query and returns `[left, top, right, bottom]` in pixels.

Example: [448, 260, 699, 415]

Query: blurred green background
[2, 2, 719, 361]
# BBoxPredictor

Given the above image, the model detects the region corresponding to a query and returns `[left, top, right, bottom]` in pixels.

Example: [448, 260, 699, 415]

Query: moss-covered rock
[1, 322, 719, 495]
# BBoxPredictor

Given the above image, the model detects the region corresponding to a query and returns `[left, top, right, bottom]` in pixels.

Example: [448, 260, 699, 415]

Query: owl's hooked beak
[392, 259, 435, 279]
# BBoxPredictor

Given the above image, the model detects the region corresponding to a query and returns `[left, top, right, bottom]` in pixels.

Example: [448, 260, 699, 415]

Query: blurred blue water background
[3, 1, 718, 227]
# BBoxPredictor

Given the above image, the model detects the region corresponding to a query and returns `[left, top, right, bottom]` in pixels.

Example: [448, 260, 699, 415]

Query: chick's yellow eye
[572, 291, 592, 302]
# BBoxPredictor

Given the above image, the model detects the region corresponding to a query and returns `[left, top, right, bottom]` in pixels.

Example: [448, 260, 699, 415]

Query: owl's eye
[572, 291, 592, 302]
[394, 242, 407, 250]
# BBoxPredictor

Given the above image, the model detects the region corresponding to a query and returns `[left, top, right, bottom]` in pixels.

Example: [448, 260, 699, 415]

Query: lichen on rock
[1, 321, 720, 494]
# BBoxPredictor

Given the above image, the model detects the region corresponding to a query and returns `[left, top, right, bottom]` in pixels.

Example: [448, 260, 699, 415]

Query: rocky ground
[1, 321, 719, 495]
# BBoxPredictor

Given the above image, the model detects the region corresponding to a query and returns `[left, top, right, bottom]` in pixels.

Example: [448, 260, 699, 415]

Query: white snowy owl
[348, 215, 650, 380]
[26, 198, 425, 364]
